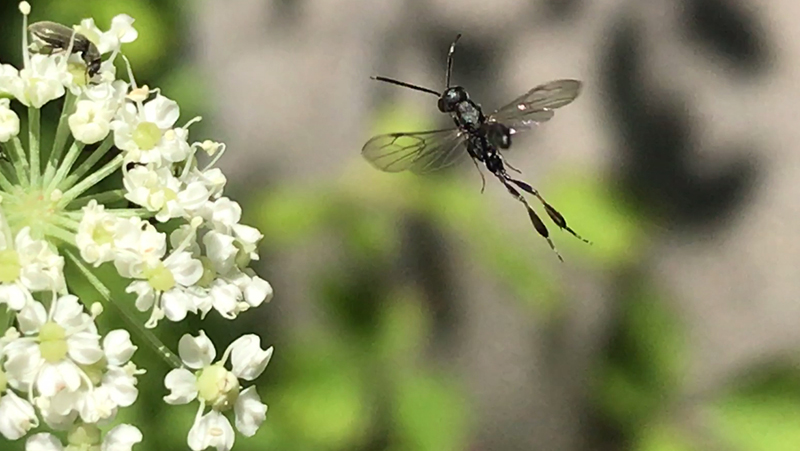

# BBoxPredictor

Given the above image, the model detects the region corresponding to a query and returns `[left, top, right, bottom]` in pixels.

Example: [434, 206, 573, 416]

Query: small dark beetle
[28, 21, 101, 77]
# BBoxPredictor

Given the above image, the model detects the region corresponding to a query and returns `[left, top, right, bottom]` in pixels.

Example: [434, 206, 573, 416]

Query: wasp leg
[500, 155, 522, 174]
[505, 174, 591, 245]
[470, 157, 486, 193]
[496, 174, 563, 261]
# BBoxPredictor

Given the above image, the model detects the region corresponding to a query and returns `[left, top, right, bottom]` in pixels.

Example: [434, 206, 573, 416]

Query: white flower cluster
[0, 3, 274, 451]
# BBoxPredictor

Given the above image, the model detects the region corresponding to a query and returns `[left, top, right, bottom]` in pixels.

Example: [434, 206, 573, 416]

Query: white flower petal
[178, 332, 216, 369]
[0, 283, 31, 310]
[37, 361, 83, 397]
[230, 335, 272, 381]
[102, 424, 143, 451]
[188, 410, 235, 451]
[67, 331, 104, 365]
[143, 94, 179, 130]
[16, 300, 47, 333]
[0, 391, 37, 440]
[163, 368, 198, 405]
[0, 98, 20, 142]
[103, 329, 137, 365]
[234, 386, 267, 437]
[25, 433, 63, 451]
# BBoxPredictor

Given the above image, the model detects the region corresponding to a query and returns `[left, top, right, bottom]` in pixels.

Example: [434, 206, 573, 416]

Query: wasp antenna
[371, 76, 441, 97]
[445, 34, 462, 89]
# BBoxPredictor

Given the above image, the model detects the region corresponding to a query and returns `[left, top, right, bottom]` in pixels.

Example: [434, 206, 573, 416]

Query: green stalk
[66, 250, 182, 369]
[28, 107, 40, 187]
[66, 189, 126, 208]
[43, 93, 77, 187]
[46, 141, 85, 192]
[59, 137, 115, 191]
[57, 154, 123, 207]
[5, 138, 29, 186]
[0, 163, 17, 192]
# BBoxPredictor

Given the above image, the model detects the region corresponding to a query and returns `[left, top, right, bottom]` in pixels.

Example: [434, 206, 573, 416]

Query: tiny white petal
[178, 332, 216, 369]
[0, 98, 20, 142]
[243, 275, 273, 307]
[104, 329, 137, 365]
[66, 330, 104, 365]
[163, 368, 198, 405]
[16, 300, 47, 333]
[0, 391, 37, 440]
[230, 336, 272, 381]
[102, 424, 143, 451]
[188, 410, 235, 451]
[37, 361, 83, 397]
[25, 433, 63, 451]
[234, 386, 267, 437]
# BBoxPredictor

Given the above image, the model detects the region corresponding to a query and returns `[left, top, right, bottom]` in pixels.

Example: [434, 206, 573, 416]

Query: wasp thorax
[438, 86, 468, 112]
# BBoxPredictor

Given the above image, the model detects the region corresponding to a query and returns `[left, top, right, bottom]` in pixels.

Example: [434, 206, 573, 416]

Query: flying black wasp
[28, 21, 101, 78]
[362, 34, 588, 260]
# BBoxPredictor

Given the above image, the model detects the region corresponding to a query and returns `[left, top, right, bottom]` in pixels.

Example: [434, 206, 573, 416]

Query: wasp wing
[361, 128, 468, 174]
[487, 79, 581, 134]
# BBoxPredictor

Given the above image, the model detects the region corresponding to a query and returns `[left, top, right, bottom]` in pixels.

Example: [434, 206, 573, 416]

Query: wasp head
[438, 86, 468, 113]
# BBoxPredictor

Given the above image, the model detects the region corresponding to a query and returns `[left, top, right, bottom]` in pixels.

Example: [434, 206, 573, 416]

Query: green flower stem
[65, 250, 182, 369]
[46, 141, 85, 192]
[0, 164, 17, 192]
[51, 214, 80, 231]
[67, 189, 126, 208]
[6, 138, 29, 186]
[43, 93, 77, 187]
[44, 224, 76, 246]
[58, 154, 124, 208]
[65, 207, 151, 219]
[0, 159, 19, 186]
[28, 107, 40, 187]
[59, 137, 115, 191]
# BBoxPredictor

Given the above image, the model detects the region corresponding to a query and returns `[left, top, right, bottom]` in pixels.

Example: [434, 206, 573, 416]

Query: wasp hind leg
[505, 175, 591, 245]
[496, 175, 563, 261]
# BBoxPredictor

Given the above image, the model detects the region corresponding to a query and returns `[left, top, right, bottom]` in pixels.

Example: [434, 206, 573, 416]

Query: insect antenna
[370, 76, 440, 97]
[506, 176, 591, 244]
[497, 176, 563, 261]
[445, 33, 462, 88]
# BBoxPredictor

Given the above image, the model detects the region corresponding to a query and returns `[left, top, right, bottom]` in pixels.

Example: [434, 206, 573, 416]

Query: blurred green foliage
[1, 2, 800, 451]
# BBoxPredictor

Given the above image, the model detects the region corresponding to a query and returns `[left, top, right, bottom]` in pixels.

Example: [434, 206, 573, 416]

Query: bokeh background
[3, 0, 800, 450]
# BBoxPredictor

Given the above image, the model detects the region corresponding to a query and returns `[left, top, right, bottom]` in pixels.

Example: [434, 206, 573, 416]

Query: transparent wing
[488, 79, 581, 133]
[361, 128, 468, 174]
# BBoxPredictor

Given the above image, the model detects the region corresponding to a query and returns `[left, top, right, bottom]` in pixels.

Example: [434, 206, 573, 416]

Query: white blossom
[10, 54, 66, 108]
[0, 226, 65, 311]
[164, 332, 272, 451]
[0, 4, 273, 447]
[25, 423, 142, 451]
[0, 98, 20, 142]
[4, 296, 102, 399]
[0, 390, 37, 440]
[111, 93, 191, 165]
[76, 14, 139, 55]
[76, 200, 121, 267]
